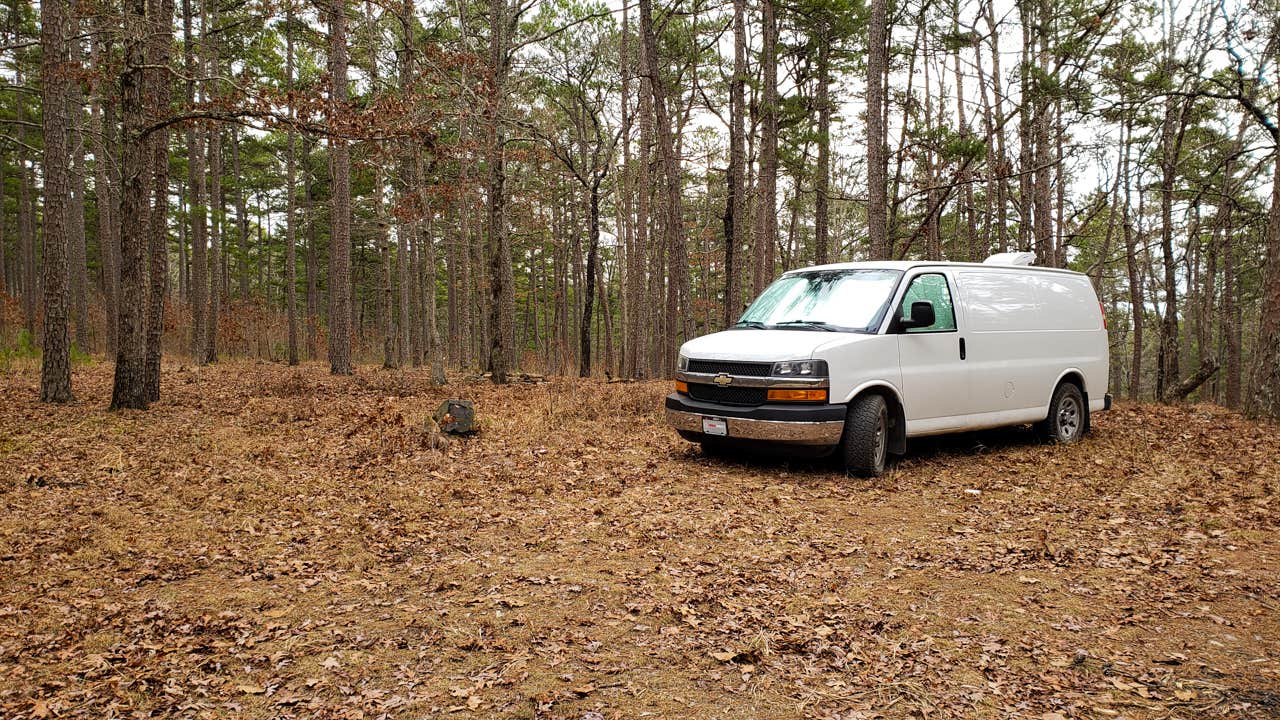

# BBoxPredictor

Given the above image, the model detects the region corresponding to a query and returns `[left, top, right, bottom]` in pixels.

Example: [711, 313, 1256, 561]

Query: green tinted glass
[900, 273, 956, 332]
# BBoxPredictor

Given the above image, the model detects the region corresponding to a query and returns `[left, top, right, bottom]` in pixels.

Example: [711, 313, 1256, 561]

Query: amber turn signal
[767, 388, 828, 402]
[675, 380, 689, 394]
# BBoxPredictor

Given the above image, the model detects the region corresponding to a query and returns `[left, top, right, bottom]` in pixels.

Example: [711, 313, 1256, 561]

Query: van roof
[783, 260, 1087, 277]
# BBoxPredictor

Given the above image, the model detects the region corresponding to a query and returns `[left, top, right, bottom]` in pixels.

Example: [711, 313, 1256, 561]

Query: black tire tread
[842, 394, 888, 477]
[1040, 381, 1085, 444]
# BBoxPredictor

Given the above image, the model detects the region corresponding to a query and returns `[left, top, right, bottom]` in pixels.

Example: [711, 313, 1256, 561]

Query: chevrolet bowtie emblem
[712, 373, 733, 386]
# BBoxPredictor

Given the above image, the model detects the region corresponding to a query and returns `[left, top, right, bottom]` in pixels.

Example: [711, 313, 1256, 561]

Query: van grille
[687, 384, 768, 406]
[686, 360, 772, 377]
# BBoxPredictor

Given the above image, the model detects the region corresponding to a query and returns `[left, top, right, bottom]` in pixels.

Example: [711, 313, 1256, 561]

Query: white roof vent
[983, 251, 1036, 266]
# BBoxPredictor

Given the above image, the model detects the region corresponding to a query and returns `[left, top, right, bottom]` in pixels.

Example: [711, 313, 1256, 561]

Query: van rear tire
[841, 394, 888, 477]
[1038, 382, 1086, 444]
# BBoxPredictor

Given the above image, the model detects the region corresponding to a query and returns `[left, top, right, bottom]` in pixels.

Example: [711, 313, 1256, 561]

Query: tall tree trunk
[183, 0, 206, 363]
[110, 0, 151, 410]
[619, 5, 637, 377]
[639, 0, 693, 368]
[304, 136, 319, 359]
[68, 24, 90, 353]
[485, 0, 515, 382]
[753, 0, 778, 294]
[203, 3, 222, 365]
[40, 0, 74, 402]
[1247, 111, 1280, 418]
[1125, 152, 1144, 400]
[1221, 123, 1246, 408]
[814, 41, 831, 265]
[284, 0, 299, 366]
[416, 156, 446, 385]
[144, 0, 174, 401]
[633, 10, 654, 379]
[866, 0, 888, 259]
[1031, 0, 1053, 265]
[327, 0, 353, 374]
[1017, 2, 1033, 253]
[723, 0, 746, 326]
[579, 183, 601, 377]
[91, 26, 121, 356]
[0, 160, 6, 298]
[1156, 97, 1185, 400]
[18, 81, 36, 335]
[206, 127, 222, 363]
[232, 128, 250, 299]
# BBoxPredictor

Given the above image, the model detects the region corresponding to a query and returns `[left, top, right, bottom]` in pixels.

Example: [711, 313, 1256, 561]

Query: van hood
[680, 329, 876, 362]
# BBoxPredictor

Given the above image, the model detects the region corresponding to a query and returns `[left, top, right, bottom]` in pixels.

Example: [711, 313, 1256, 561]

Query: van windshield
[737, 269, 903, 333]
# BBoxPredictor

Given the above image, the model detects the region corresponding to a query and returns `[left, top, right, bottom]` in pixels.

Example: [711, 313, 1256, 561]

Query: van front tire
[841, 394, 888, 477]
[1038, 382, 1086, 444]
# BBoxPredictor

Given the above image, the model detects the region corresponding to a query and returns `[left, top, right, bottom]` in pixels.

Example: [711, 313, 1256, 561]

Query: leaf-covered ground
[1, 362, 1277, 719]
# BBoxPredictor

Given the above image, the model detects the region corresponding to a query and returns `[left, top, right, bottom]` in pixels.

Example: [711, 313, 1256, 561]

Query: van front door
[894, 272, 970, 430]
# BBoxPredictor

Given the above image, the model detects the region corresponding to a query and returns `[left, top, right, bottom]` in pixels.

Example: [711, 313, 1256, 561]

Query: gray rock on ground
[433, 399, 476, 434]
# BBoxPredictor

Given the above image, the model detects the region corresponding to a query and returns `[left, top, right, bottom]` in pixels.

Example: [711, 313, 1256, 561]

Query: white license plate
[702, 416, 728, 436]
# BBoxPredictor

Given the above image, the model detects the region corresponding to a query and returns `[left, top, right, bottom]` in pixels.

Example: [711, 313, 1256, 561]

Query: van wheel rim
[1058, 395, 1080, 439]
[874, 408, 887, 467]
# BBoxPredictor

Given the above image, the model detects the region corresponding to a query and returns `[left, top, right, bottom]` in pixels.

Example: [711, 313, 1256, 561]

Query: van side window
[900, 273, 957, 333]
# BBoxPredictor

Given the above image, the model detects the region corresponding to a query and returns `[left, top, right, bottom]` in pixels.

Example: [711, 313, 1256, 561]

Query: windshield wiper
[773, 320, 838, 332]
[734, 320, 768, 329]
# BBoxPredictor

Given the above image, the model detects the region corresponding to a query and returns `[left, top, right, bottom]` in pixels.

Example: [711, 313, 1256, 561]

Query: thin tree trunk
[754, 0, 778, 293]
[579, 184, 601, 376]
[723, 0, 746, 326]
[327, 0, 353, 374]
[639, 0, 693, 367]
[91, 28, 121, 356]
[284, 0, 299, 365]
[814, 41, 831, 265]
[206, 126, 223, 363]
[144, 0, 174, 401]
[485, 0, 515, 382]
[1221, 122, 1246, 408]
[68, 26, 90, 353]
[40, 0, 74, 402]
[866, 0, 888, 258]
[18, 83, 36, 335]
[1247, 106, 1280, 418]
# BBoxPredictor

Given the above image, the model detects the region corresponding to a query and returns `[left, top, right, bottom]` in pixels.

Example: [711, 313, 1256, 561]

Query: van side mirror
[899, 300, 935, 330]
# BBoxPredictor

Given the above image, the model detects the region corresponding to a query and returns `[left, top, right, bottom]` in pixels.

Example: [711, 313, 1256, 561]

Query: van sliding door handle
[959, 337, 967, 360]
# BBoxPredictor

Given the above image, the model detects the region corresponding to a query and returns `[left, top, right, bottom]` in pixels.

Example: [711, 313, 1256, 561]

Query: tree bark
[183, 0, 206, 364]
[1156, 96, 1187, 400]
[485, 0, 515, 382]
[18, 84, 36, 335]
[144, 0, 174, 402]
[723, 0, 746, 326]
[91, 27, 121, 356]
[814, 41, 831, 265]
[68, 30, 90, 353]
[753, 0, 778, 294]
[866, 0, 888, 259]
[327, 0, 353, 374]
[1247, 107, 1280, 418]
[639, 0, 693, 366]
[110, 0, 151, 410]
[40, 0, 74, 403]
[284, 0, 299, 366]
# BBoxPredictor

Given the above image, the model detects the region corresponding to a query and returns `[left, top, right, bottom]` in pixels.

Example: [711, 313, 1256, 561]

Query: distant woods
[2, 0, 1279, 416]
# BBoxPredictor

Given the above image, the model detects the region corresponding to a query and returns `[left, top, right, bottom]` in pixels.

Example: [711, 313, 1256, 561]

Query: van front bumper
[665, 394, 846, 446]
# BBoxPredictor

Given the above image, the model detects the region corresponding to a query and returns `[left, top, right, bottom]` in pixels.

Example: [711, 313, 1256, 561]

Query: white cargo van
[666, 254, 1111, 476]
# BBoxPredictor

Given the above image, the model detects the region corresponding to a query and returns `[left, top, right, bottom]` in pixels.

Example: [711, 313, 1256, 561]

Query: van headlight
[771, 359, 828, 377]
[677, 354, 689, 372]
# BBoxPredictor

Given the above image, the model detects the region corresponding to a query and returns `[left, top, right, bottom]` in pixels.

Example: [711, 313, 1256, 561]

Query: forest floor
[0, 361, 1277, 720]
